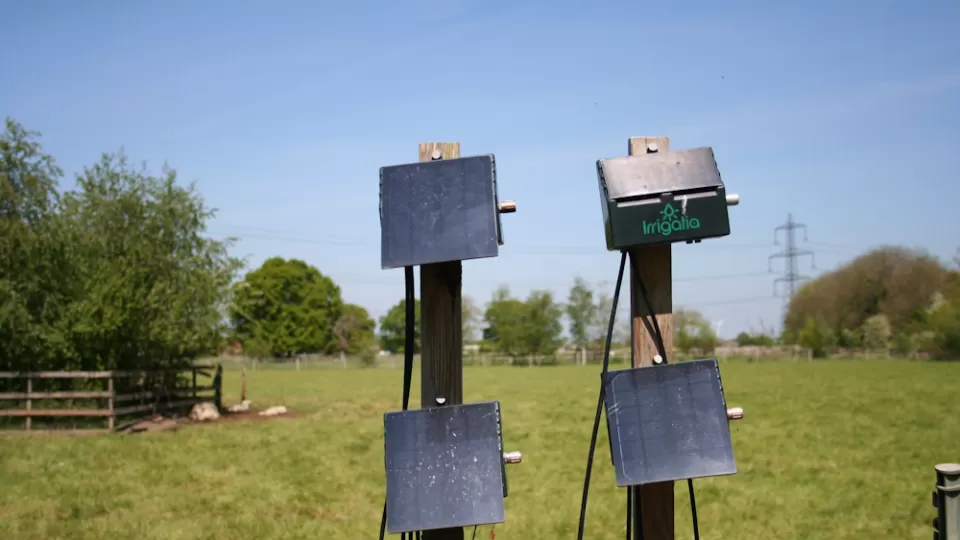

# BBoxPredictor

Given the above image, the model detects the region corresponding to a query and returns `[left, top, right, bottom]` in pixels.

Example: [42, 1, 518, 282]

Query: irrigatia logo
[642, 203, 701, 237]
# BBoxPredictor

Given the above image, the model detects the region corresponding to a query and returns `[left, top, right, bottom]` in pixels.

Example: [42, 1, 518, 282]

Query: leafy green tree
[483, 286, 528, 359]
[797, 316, 836, 358]
[920, 285, 960, 358]
[331, 303, 376, 362]
[1, 118, 241, 375]
[522, 290, 565, 357]
[0, 118, 70, 372]
[230, 258, 342, 357]
[674, 308, 719, 355]
[566, 276, 596, 361]
[378, 298, 420, 354]
[861, 314, 891, 351]
[65, 153, 242, 368]
[785, 246, 950, 335]
[484, 286, 564, 359]
[735, 331, 775, 347]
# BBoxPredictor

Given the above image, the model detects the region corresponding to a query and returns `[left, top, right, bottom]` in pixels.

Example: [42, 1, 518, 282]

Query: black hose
[576, 251, 628, 540]
[687, 479, 700, 540]
[380, 265, 418, 540]
[625, 487, 632, 540]
[402, 265, 415, 411]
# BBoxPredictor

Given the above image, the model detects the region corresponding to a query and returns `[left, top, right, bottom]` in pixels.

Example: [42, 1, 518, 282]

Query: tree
[483, 286, 528, 359]
[378, 298, 420, 354]
[566, 277, 596, 362]
[64, 153, 242, 367]
[331, 303, 376, 364]
[522, 290, 565, 357]
[861, 314, 891, 351]
[735, 331, 775, 347]
[484, 286, 564, 360]
[674, 308, 719, 355]
[1, 118, 242, 375]
[797, 316, 836, 358]
[229, 258, 342, 358]
[0, 118, 69, 372]
[785, 246, 950, 336]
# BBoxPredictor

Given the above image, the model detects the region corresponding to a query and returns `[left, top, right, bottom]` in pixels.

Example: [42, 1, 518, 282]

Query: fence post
[935, 463, 960, 540]
[107, 376, 115, 430]
[192, 367, 197, 400]
[240, 366, 247, 402]
[25, 376, 32, 431]
[213, 364, 223, 411]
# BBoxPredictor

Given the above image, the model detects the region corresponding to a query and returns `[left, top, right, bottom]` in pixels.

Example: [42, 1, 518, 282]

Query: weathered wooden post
[934, 463, 960, 540]
[25, 375, 32, 431]
[213, 364, 223, 411]
[577, 138, 743, 540]
[107, 376, 115, 430]
[627, 136, 676, 538]
[376, 143, 520, 539]
[240, 366, 247, 403]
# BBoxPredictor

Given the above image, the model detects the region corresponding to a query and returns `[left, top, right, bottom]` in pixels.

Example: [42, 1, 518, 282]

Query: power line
[683, 295, 780, 308]
[768, 213, 816, 318]
[203, 226, 781, 256]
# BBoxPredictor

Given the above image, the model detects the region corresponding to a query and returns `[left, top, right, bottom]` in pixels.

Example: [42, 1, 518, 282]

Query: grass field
[1, 359, 957, 539]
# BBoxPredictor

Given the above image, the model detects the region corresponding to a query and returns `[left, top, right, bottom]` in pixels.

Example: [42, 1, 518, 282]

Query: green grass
[1, 360, 957, 539]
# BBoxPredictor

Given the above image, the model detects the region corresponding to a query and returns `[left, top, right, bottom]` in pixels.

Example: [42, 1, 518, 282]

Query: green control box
[596, 147, 731, 250]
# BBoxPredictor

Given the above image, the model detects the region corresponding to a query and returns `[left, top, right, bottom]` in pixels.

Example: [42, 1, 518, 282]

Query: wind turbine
[712, 319, 725, 339]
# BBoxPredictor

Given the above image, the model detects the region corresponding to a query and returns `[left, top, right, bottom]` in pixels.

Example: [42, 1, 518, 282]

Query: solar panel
[383, 401, 506, 534]
[603, 358, 737, 486]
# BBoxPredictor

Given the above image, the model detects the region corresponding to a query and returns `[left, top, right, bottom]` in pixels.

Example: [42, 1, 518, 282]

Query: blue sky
[3, 0, 959, 338]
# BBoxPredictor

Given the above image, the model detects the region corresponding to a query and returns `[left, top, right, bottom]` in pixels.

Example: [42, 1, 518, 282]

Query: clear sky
[3, 0, 959, 338]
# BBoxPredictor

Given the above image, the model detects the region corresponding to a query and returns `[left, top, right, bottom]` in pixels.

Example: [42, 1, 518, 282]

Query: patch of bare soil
[118, 407, 295, 435]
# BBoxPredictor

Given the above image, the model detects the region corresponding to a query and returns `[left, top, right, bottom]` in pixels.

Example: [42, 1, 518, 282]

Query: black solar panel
[603, 359, 737, 486]
[383, 401, 506, 534]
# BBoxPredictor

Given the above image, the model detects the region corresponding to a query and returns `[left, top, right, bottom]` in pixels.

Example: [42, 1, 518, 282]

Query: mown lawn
[0, 360, 957, 539]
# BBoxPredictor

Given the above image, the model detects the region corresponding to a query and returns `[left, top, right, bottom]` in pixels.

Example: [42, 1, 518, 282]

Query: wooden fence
[0, 365, 222, 433]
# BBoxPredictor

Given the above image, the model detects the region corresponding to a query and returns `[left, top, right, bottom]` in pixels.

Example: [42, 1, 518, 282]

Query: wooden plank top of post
[417, 141, 465, 540]
[628, 135, 675, 540]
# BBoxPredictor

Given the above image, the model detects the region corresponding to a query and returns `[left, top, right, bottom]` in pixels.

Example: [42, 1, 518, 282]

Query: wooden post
[213, 364, 223, 411]
[25, 376, 31, 431]
[418, 141, 464, 540]
[107, 377, 115, 430]
[627, 136, 675, 540]
[192, 367, 197, 400]
[240, 366, 247, 402]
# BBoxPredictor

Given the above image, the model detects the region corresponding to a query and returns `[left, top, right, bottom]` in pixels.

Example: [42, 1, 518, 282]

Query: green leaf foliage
[333, 303, 376, 356]
[378, 299, 420, 354]
[1, 117, 242, 372]
[229, 258, 344, 358]
[674, 308, 719, 355]
[785, 245, 960, 358]
[483, 286, 564, 358]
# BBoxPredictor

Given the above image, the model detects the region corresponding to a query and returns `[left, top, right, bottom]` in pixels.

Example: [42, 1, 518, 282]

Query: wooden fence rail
[0, 365, 222, 433]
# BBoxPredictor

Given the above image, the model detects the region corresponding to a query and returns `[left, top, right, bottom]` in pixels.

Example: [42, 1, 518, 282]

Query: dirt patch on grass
[118, 407, 295, 434]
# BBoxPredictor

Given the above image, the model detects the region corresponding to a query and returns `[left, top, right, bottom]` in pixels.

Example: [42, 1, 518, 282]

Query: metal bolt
[726, 193, 740, 206]
[653, 354, 664, 365]
[498, 200, 517, 214]
[503, 451, 522, 464]
[646, 142, 659, 153]
[430, 149, 443, 160]
[727, 407, 744, 420]
[435, 396, 446, 406]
